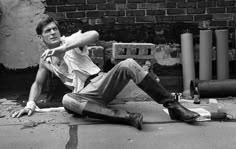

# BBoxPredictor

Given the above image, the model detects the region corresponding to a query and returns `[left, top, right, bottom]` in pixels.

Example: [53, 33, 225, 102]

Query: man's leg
[96, 58, 199, 122]
[81, 58, 199, 122]
[79, 58, 148, 104]
[64, 58, 149, 130]
[62, 93, 143, 130]
[137, 73, 200, 122]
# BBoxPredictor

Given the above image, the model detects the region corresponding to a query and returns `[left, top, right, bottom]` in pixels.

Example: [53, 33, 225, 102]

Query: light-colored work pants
[63, 58, 148, 114]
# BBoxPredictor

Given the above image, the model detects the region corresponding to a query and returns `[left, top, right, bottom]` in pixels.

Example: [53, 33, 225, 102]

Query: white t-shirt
[49, 36, 101, 93]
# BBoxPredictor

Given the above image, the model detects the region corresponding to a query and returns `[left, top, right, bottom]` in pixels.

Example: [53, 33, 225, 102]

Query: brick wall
[45, 0, 236, 29]
[44, 0, 236, 73]
[44, 0, 236, 52]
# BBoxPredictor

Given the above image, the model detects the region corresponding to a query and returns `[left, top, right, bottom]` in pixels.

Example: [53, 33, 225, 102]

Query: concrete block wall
[88, 46, 105, 69]
[0, 0, 46, 69]
[111, 43, 157, 66]
[112, 43, 155, 60]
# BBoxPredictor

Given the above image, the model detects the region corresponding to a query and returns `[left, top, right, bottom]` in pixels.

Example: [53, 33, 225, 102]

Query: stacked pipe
[190, 29, 233, 98]
[199, 29, 212, 81]
[215, 29, 229, 80]
[190, 79, 236, 98]
[180, 31, 195, 98]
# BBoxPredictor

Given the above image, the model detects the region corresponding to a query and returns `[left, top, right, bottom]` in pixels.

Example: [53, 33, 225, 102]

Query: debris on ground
[0, 113, 5, 118]
[21, 120, 46, 129]
[0, 98, 17, 105]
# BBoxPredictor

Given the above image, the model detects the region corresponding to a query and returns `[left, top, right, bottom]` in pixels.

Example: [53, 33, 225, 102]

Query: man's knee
[62, 93, 88, 115]
[119, 58, 138, 69]
[122, 58, 136, 65]
[62, 93, 73, 109]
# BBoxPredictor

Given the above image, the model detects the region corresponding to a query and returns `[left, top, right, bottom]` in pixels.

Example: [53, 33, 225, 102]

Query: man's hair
[36, 16, 59, 35]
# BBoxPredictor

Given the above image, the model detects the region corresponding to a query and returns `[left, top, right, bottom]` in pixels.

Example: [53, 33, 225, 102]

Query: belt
[84, 73, 99, 87]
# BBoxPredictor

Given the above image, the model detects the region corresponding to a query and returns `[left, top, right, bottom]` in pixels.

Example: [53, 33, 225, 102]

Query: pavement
[1, 94, 236, 149]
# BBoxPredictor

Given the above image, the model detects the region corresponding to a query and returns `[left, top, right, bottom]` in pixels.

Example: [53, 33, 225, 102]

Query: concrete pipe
[190, 79, 236, 98]
[215, 29, 229, 80]
[181, 32, 195, 97]
[199, 29, 212, 80]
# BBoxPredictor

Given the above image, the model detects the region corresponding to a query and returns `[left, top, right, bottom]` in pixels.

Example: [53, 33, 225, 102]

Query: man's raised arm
[41, 30, 99, 59]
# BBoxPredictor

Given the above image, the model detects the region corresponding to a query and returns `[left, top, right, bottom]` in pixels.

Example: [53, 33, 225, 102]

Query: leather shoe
[128, 113, 143, 130]
[165, 102, 200, 122]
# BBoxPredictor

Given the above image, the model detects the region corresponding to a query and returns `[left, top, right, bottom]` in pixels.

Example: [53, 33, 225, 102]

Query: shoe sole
[182, 114, 201, 122]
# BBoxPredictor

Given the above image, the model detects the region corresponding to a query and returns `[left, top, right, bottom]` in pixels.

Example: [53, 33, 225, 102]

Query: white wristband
[25, 101, 36, 111]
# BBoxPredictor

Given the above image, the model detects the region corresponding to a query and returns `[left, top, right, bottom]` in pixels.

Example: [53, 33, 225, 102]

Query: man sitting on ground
[12, 16, 200, 130]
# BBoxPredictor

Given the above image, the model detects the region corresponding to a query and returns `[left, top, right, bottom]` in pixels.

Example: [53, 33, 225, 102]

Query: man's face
[41, 22, 61, 48]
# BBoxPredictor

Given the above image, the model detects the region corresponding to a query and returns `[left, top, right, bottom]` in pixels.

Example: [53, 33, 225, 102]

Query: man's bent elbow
[91, 30, 99, 41]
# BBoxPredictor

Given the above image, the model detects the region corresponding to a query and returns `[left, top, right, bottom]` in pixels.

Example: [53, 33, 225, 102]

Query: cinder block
[112, 43, 155, 60]
[92, 47, 104, 57]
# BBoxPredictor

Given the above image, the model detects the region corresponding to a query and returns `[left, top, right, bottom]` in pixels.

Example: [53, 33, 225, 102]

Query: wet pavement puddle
[66, 125, 79, 149]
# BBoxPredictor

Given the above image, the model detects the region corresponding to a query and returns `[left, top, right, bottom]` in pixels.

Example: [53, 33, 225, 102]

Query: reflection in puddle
[65, 125, 78, 149]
